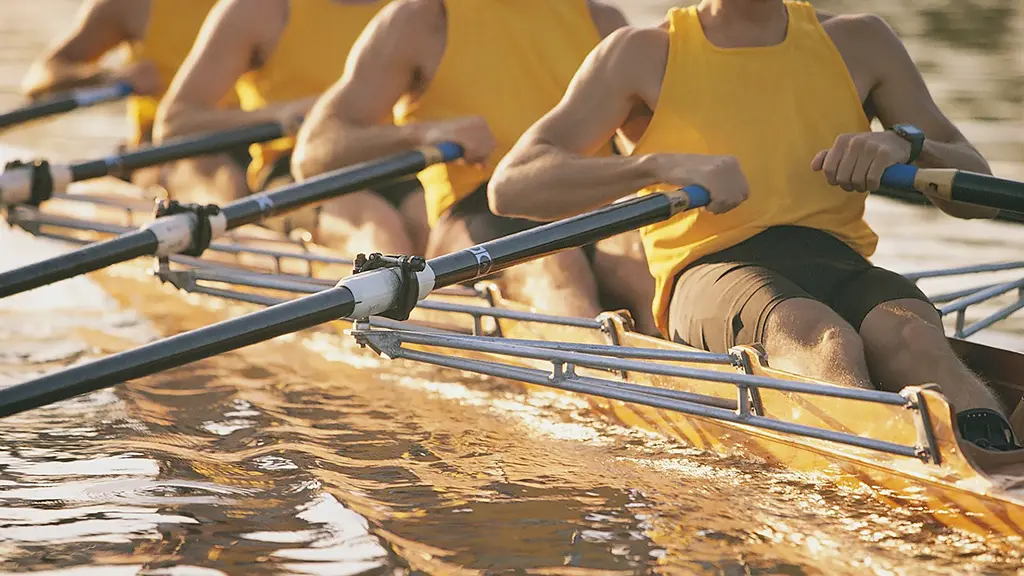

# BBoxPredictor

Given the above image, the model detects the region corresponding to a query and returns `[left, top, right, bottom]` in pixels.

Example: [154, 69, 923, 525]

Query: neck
[696, 0, 789, 48]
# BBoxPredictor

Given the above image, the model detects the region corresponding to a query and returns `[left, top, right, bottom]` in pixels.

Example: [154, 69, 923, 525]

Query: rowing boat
[4, 132, 1024, 544]
[5, 168, 1024, 545]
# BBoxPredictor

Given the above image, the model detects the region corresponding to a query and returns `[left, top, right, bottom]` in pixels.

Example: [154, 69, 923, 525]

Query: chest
[619, 25, 877, 152]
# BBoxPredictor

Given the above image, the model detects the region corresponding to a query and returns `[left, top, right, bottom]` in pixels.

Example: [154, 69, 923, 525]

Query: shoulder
[203, 0, 287, 37]
[347, 0, 444, 60]
[594, 25, 669, 68]
[586, 1, 628, 38]
[373, 0, 445, 32]
[818, 11, 901, 47]
[81, 0, 146, 39]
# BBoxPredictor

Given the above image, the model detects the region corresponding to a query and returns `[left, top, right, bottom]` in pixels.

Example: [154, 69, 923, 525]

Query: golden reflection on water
[1, 0, 1023, 573]
[0, 261, 1022, 574]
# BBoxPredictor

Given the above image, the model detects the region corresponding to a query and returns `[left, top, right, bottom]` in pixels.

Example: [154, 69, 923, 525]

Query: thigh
[668, 262, 813, 353]
[426, 184, 540, 258]
[829, 266, 934, 331]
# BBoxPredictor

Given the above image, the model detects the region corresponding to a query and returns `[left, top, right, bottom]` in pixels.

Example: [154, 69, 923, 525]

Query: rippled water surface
[2, 1, 1024, 574]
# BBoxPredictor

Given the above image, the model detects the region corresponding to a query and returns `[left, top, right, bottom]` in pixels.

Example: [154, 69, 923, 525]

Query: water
[1, 1, 1023, 574]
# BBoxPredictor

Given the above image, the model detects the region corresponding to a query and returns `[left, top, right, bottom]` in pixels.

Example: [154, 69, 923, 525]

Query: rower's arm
[292, 0, 464, 180]
[587, 1, 629, 37]
[862, 15, 998, 219]
[20, 0, 134, 98]
[491, 28, 696, 221]
[153, 0, 307, 142]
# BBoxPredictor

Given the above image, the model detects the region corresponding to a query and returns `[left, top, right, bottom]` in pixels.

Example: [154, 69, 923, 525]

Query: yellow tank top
[632, 2, 878, 335]
[235, 0, 390, 190]
[126, 0, 219, 146]
[394, 0, 611, 226]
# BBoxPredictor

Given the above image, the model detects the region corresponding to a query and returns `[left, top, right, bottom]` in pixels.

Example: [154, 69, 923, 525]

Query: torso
[235, 0, 390, 189]
[393, 0, 615, 225]
[125, 0, 221, 145]
[625, 1, 882, 334]
[617, 10, 880, 152]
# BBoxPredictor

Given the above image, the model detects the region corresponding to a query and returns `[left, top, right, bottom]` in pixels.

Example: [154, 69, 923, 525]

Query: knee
[861, 304, 947, 361]
[807, 321, 865, 366]
[766, 300, 865, 366]
[323, 191, 400, 230]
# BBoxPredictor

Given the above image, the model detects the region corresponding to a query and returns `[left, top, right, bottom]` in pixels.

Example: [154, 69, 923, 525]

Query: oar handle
[880, 164, 1024, 214]
[668, 184, 711, 213]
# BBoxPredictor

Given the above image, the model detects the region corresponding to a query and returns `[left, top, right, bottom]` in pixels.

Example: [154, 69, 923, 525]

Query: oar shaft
[0, 144, 462, 300]
[880, 164, 1024, 214]
[0, 288, 357, 418]
[430, 192, 688, 286]
[0, 184, 709, 418]
[948, 171, 1024, 213]
[0, 230, 158, 298]
[69, 121, 285, 181]
[0, 82, 133, 130]
[219, 143, 462, 229]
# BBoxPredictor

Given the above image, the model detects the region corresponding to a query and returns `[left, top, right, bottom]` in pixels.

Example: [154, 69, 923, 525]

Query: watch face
[895, 124, 923, 138]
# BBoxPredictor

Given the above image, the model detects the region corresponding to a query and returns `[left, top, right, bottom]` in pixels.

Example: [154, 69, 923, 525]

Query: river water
[1, 1, 1023, 574]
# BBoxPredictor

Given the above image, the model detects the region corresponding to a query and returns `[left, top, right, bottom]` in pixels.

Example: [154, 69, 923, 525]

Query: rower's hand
[113, 60, 161, 97]
[275, 97, 319, 136]
[812, 131, 911, 192]
[419, 117, 496, 168]
[650, 154, 749, 214]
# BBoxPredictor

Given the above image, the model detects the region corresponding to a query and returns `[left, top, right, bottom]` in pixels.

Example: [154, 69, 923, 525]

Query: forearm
[292, 120, 425, 180]
[918, 139, 999, 219]
[154, 103, 290, 143]
[21, 59, 109, 99]
[489, 143, 660, 221]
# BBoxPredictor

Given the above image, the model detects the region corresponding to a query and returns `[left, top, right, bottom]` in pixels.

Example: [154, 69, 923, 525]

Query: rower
[291, 0, 663, 335]
[19, 0, 225, 187]
[488, 0, 1020, 450]
[152, 0, 422, 255]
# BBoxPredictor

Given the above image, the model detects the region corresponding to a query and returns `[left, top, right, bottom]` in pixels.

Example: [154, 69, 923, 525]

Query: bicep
[323, 15, 417, 128]
[867, 17, 968, 143]
[519, 35, 639, 156]
[160, 0, 258, 109]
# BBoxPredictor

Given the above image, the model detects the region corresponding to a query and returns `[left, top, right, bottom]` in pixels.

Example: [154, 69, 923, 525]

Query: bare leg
[859, 298, 1004, 414]
[761, 298, 873, 389]
[161, 154, 250, 205]
[501, 249, 602, 319]
[591, 231, 658, 336]
[316, 191, 414, 256]
[398, 189, 429, 257]
[425, 220, 601, 319]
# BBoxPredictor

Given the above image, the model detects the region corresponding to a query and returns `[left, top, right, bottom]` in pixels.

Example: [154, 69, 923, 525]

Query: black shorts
[667, 225, 932, 353]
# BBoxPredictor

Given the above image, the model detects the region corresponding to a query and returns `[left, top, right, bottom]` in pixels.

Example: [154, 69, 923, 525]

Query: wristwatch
[891, 123, 925, 164]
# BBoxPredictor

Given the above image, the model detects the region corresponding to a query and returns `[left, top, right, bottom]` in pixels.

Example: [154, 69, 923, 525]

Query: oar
[881, 164, 1024, 214]
[0, 121, 286, 208]
[0, 144, 464, 298]
[0, 81, 134, 131]
[0, 184, 711, 418]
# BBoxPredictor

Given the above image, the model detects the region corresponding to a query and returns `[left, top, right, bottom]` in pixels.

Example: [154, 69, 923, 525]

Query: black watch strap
[892, 124, 924, 164]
